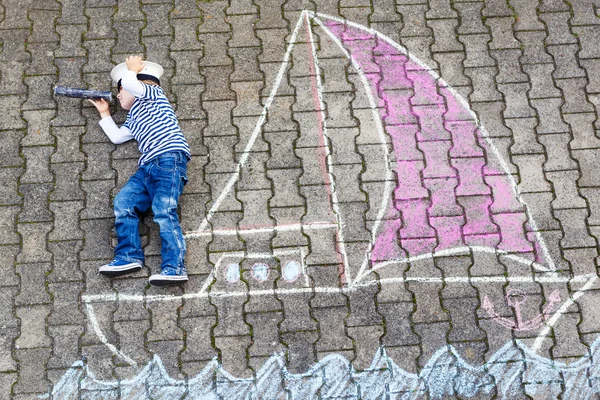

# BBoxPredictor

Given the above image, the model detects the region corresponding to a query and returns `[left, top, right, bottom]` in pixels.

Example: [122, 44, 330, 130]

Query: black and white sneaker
[149, 267, 188, 286]
[99, 260, 143, 277]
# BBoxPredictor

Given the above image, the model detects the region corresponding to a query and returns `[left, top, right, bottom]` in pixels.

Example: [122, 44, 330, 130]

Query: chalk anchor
[483, 290, 561, 331]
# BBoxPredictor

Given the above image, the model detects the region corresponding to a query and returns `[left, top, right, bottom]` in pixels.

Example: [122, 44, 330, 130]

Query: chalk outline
[81, 10, 594, 365]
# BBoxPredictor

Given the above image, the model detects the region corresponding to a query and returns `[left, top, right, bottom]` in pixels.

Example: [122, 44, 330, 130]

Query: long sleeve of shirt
[99, 115, 134, 144]
[120, 70, 146, 98]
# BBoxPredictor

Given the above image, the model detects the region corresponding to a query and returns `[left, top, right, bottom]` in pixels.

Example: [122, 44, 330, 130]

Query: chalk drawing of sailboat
[80, 10, 598, 371]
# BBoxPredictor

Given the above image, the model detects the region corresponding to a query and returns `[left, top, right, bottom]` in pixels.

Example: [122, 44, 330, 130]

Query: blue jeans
[113, 152, 188, 274]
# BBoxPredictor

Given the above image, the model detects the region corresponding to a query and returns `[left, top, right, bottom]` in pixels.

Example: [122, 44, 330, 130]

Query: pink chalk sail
[320, 19, 546, 267]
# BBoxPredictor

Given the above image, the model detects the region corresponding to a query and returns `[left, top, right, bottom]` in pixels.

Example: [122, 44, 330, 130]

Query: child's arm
[121, 55, 161, 100]
[89, 99, 134, 144]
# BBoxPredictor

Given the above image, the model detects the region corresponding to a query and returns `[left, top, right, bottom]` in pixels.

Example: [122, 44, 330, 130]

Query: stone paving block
[492, 50, 528, 84]
[82, 39, 116, 73]
[505, 117, 544, 155]
[28, 9, 59, 44]
[556, 78, 595, 114]
[517, 31, 554, 65]
[0, 207, 20, 245]
[563, 247, 599, 277]
[0, 168, 21, 206]
[247, 311, 285, 357]
[0, 327, 17, 373]
[54, 25, 86, 58]
[0, 131, 23, 168]
[15, 262, 51, 306]
[19, 146, 54, 184]
[540, 12, 578, 46]
[57, 0, 86, 23]
[425, 0, 456, 18]
[581, 188, 600, 226]
[572, 149, 600, 187]
[571, 1, 600, 25]
[444, 297, 486, 342]
[22, 110, 54, 148]
[498, 83, 536, 118]
[552, 312, 590, 361]
[0, 95, 26, 130]
[13, 348, 51, 394]
[471, 101, 512, 137]
[15, 305, 51, 348]
[0, 246, 19, 286]
[0, 30, 30, 63]
[512, 154, 552, 193]
[22, 76, 57, 111]
[48, 282, 84, 325]
[454, 2, 487, 35]
[530, 98, 570, 134]
[0, 62, 26, 95]
[428, 19, 462, 53]
[79, 219, 115, 260]
[487, 17, 520, 50]
[17, 222, 53, 263]
[170, 18, 203, 52]
[546, 170, 587, 210]
[538, 134, 579, 172]
[180, 315, 217, 362]
[214, 335, 253, 377]
[114, 0, 144, 20]
[47, 240, 83, 283]
[396, 5, 431, 37]
[413, 321, 450, 369]
[47, 325, 83, 369]
[18, 184, 53, 223]
[80, 180, 115, 220]
[482, 0, 512, 17]
[313, 306, 353, 352]
[112, 20, 145, 55]
[50, 163, 84, 202]
[142, 5, 172, 36]
[113, 319, 152, 367]
[522, 63, 561, 99]
[554, 209, 597, 249]
[547, 44, 587, 79]
[84, 7, 116, 40]
[465, 67, 502, 102]
[538, 0, 571, 13]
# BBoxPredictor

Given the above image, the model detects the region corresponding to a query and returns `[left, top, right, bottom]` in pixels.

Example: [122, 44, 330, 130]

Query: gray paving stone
[18, 184, 53, 223]
[517, 31, 554, 65]
[538, 133, 579, 172]
[13, 348, 51, 394]
[0, 62, 27, 95]
[455, 2, 487, 35]
[492, 49, 528, 83]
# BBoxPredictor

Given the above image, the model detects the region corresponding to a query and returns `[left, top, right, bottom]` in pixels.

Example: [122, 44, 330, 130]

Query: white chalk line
[193, 11, 307, 233]
[532, 274, 599, 353]
[311, 16, 394, 287]
[309, 11, 556, 274]
[82, 273, 597, 304]
[184, 221, 338, 238]
[304, 12, 352, 284]
[85, 303, 138, 367]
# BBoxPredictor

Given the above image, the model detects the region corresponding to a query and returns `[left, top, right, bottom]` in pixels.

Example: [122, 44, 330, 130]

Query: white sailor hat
[110, 61, 164, 88]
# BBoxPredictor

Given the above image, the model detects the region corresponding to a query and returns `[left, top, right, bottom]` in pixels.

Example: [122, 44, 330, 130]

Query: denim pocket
[155, 154, 177, 172]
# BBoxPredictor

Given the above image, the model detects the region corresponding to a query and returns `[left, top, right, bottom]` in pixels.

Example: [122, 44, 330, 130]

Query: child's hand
[88, 99, 111, 118]
[126, 55, 145, 74]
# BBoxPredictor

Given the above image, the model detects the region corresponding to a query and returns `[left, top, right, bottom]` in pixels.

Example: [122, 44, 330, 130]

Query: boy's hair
[140, 79, 159, 87]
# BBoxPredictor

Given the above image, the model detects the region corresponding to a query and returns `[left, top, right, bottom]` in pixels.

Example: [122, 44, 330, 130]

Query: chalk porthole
[251, 263, 269, 282]
[282, 260, 301, 282]
[225, 263, 240, 283]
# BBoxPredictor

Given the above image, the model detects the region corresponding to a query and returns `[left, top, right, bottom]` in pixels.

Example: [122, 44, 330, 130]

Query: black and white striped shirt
[99, 70, 191, 165]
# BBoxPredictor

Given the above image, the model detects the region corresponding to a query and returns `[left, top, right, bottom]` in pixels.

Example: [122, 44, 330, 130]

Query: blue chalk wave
[44, 338, 600, 399]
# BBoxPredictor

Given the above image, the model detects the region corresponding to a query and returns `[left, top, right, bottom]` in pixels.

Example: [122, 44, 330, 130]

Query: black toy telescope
[54, 86, 113, 102]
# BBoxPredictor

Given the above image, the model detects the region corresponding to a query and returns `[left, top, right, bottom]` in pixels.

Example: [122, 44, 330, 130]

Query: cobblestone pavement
[3, 0, 600, 398]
